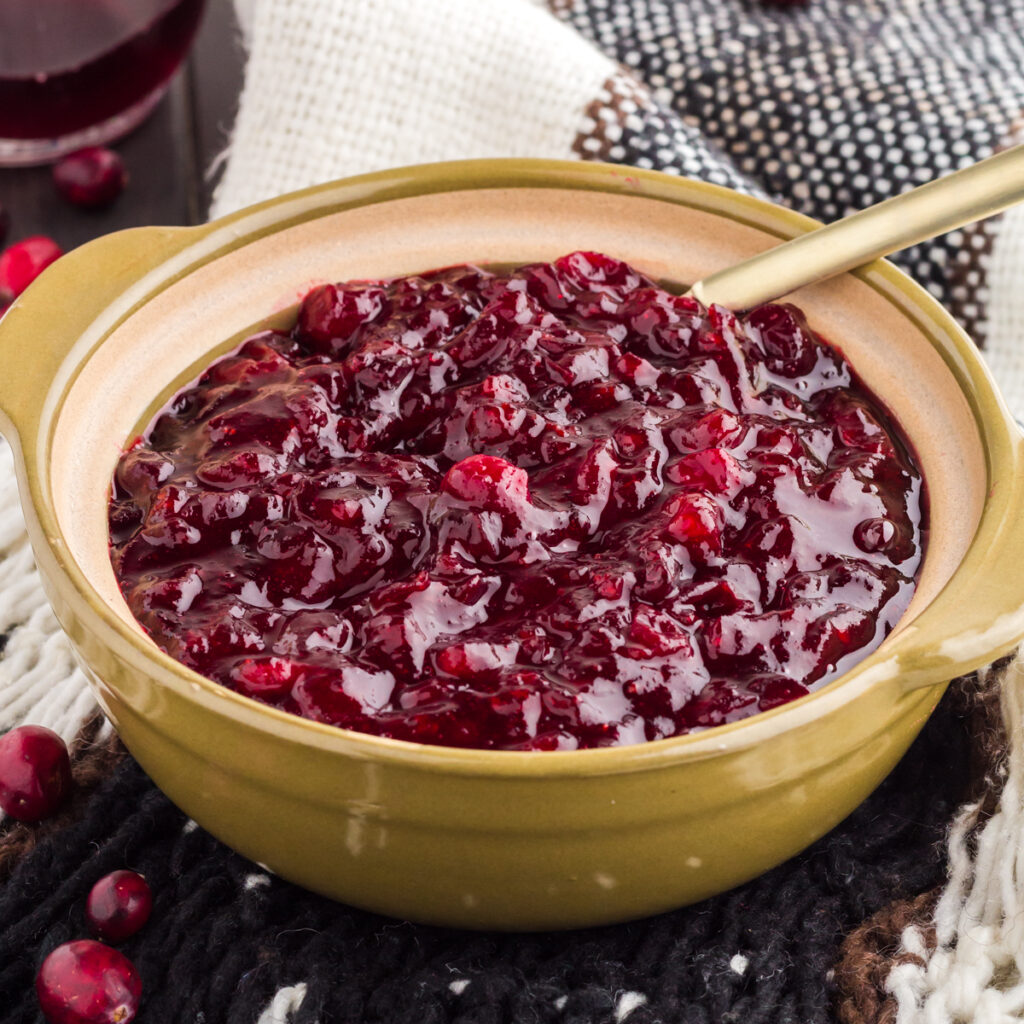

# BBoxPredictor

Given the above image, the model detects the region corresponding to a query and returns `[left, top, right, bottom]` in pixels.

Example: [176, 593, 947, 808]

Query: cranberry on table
[53, 148, 127, 209]
[85, 871, 153, 943]
[0, 724, 72, 821]
[36, 940, 141, 1024]
[0, 236, 63, 305]
[109, 251, 924, 751]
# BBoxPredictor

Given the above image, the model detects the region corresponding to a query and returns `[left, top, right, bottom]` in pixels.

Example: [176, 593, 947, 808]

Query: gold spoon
[688, 144, 1024, 309]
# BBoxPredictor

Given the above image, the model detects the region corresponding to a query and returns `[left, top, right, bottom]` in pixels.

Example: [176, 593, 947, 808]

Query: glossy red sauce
[109, 252, 924, 750]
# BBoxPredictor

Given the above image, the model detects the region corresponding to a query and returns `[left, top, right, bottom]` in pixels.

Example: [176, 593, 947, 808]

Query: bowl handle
[0, 225, 204, 451]
[897, 429, 1024, 693]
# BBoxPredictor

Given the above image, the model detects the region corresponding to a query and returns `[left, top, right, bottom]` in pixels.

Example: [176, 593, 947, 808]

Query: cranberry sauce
[109, 252, 924, 751]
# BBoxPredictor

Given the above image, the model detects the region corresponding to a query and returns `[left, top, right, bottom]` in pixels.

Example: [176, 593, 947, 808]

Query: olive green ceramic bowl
[2, 160, 1023, 931]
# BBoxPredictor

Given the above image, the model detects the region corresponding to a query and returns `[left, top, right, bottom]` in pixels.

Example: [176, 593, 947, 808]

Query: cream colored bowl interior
[48, 187, 984, 656]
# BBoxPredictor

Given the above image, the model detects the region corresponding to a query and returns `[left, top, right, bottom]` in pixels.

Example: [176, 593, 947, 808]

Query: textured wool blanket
[4, 1, 1024, 1022]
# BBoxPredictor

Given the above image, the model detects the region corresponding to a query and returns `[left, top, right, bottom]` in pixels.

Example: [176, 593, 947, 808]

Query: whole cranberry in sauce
[86, 871, 153, 943]
[36, 940, 141, 1024]
[109, 252, 925, 751]
[0, 724, 72, 821]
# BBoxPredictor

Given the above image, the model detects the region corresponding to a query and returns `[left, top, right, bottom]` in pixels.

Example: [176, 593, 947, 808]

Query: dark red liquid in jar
[0, 0, 205, 139]
[109, 253, 925, 752]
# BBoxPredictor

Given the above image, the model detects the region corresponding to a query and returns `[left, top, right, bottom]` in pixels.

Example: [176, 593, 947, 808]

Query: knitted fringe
[832, 659, 1012, 1023]
[0, 439, 98, 752]
[887, 656, 1024, 1023]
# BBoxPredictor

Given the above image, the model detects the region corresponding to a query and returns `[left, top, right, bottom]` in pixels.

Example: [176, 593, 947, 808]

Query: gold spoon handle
[689, 144, 1024, 310]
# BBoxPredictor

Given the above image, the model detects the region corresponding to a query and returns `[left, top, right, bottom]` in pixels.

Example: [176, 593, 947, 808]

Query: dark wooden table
[0, 0, 245, 251]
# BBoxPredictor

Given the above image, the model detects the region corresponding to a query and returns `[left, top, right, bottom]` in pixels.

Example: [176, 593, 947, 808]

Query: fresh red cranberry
[36, 940, 141, 1024]
[0, 724, 72, 821]
[0, 236, 63, 304]
[108, 253, 923, 751]
[53, 148, 127, 209]
[85, 871, 152, 943]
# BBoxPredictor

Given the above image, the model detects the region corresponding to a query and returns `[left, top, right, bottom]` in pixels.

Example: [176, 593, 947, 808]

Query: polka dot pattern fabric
[573, 69, 763, 194]
[553, 0, 1024, 341]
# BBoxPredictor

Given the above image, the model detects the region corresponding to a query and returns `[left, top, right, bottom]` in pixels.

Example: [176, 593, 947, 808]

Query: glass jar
[0, 0, 206, 166]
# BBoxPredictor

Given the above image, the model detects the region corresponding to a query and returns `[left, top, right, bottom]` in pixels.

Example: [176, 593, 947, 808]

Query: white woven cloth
[211, 0, 614, 217]
[983, 203, 1024, 423]
[3, 2, 1024, 1021]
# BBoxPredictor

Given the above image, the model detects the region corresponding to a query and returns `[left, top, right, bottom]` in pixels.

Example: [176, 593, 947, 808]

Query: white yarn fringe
[889, 656, 1024, 1023]
[255, 983, 308, 1024]
[0, 438, 97, 747]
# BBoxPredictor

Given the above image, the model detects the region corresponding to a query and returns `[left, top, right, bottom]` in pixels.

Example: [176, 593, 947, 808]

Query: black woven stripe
[556, 0, 1024, 321]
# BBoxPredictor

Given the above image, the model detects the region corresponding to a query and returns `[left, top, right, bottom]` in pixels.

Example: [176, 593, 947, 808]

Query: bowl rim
[3, 157, 1024, 777]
